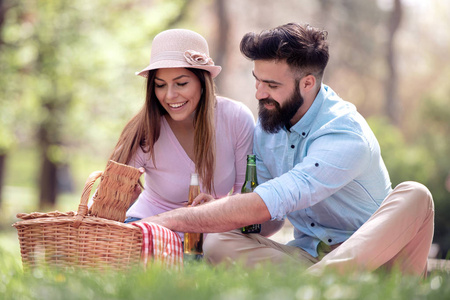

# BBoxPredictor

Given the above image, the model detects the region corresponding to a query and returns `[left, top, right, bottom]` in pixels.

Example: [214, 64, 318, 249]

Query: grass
[1, 228, 450, 300]
[2, 149, 450, 299]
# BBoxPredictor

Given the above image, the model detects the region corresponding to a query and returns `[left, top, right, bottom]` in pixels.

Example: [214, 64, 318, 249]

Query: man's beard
[258, 84, 303, 133]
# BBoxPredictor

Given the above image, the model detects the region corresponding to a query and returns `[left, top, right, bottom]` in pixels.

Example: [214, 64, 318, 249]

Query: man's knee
[203, 231, 244, 265]
[202, 233, 225, 260]
[394, 181, 434, 211]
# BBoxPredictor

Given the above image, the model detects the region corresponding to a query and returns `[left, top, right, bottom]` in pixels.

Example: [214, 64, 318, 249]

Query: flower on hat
[184, 50, 214, 66]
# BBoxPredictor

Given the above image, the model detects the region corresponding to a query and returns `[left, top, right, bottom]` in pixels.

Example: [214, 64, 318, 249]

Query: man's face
[253, 60, 303, 133]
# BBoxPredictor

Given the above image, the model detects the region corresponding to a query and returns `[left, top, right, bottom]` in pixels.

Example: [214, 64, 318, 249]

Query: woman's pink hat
[136, 29, 222, 78]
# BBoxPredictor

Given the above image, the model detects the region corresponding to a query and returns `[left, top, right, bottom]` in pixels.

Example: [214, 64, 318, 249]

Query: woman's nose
[166, 86, 178, 99]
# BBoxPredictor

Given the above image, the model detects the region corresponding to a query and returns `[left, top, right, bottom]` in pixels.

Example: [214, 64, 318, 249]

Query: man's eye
[268, 85, 278, 89]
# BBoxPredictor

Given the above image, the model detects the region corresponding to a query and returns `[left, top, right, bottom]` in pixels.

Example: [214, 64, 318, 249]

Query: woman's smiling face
[154, 68, 202, 122]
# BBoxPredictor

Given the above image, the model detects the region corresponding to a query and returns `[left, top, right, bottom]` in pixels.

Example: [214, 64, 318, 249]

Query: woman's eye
[177, 82, 188, 87]
[155, 83, 165, 88]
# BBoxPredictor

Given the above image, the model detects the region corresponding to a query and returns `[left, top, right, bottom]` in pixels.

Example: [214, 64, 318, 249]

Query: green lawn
[1, 228, 449, 300]
[2, 149, 450, 299]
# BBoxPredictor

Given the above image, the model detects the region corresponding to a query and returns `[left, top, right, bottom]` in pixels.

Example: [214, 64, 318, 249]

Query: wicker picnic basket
[12, 160, 144, 271]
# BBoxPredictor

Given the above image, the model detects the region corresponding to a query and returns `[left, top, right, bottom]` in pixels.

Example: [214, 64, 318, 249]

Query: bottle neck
[245, 164, 257, 182]
[188, 173, 200, 205]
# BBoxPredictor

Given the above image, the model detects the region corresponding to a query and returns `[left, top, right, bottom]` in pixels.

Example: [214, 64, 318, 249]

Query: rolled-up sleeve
[254, 130, 371, 220]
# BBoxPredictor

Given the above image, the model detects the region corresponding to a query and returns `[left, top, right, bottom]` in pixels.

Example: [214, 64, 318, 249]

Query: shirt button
[310, 223, 315, 227]
[315, 163, 319, 167]
[328, 239, 332, 243]
[291, 145, 295, 149]
[302, 132, 306, 136]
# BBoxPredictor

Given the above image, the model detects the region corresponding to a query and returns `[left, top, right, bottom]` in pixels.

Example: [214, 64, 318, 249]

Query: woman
[110, 29, 254, 233]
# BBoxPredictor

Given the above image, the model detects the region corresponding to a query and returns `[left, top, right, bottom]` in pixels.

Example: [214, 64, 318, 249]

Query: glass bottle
[241, 154, 261, 234]
[184, 173, 204, 256]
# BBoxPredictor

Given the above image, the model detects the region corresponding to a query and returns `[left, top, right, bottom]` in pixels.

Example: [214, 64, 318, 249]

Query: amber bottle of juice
[183, 173, 204, 255]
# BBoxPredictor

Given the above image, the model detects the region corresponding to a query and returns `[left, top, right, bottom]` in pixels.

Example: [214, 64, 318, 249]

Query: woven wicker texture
[12, 160, 143, 270]
[89, 160, 142, 222]
[13, 216, 142, 270]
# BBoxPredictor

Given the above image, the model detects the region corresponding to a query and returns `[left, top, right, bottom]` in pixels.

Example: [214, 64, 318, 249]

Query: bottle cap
[190, 173, 199, 186]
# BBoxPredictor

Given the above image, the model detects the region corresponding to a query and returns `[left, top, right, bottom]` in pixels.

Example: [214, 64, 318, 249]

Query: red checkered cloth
[133, 222, 183, 270]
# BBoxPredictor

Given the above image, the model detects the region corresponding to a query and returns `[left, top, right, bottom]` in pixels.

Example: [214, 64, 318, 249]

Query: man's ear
[299, 74, 316, 92]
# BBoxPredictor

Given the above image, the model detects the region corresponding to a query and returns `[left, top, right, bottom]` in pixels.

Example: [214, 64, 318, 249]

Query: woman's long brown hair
[109, 68, 216, 195]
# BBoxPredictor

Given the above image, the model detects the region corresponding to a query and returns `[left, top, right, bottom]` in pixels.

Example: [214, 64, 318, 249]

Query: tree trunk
[385, 0, 403, 125]
[37, 101, 59, 209]
[0, 154, 5, 206]
[166, 0, 192, 27]
[214, 0, 229, 93]
[0, 0, 7, 207]
[38, 147, 58, 209]
[38, 139, 58, 209]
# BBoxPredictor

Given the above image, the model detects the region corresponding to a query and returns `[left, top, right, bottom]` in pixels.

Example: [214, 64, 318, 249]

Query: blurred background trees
[1, 0, 449, 256]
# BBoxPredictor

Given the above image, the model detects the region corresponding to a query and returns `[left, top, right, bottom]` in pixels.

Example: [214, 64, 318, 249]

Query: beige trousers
[203, 181, 434, 276]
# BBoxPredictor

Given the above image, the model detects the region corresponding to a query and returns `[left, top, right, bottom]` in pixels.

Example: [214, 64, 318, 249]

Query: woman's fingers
[191, 193, 215, 206]
[132, 184, 142, 201]
[131, 167, 145, 202]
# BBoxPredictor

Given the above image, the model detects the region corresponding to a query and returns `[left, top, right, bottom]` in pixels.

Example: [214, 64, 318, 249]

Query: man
[140, 23, 434, 276]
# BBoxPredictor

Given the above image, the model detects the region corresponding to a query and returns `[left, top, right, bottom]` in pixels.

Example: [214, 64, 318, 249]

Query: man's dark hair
[240, 23, 329, 80]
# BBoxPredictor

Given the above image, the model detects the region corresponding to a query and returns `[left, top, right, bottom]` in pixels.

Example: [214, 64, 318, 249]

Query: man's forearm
[139, 192, 271, 233]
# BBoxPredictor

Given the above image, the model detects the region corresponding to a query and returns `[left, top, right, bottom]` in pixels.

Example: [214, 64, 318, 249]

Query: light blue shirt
[253, 84, 392, 257]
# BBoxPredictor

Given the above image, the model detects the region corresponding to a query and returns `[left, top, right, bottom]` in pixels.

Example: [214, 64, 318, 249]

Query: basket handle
[73, 170, 103, 228]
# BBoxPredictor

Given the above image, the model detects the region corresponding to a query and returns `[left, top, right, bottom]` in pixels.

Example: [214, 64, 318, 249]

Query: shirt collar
[286, 84, 328, 137]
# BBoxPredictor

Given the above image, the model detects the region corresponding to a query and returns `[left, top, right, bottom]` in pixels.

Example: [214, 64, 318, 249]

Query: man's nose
[255, 84, 269, 100]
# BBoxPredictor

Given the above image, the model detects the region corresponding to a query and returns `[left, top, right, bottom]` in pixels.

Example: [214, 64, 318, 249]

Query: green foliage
[369, 110, 450, 256]
[1, 147, 116, 216]
[0, 0, 192, 158]
[1, 236, 449, 300]
[0, 0, 193, 206]
[419, 91, 450, 256]
[368, 117, 435, 187]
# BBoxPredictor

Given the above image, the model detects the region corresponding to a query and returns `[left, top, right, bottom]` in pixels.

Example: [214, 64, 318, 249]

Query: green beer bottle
[241, 154, 261, 234]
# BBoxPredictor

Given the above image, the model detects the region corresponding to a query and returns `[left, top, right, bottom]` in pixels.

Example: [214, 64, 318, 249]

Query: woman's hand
[191, 193, 215, 206]
[131, 167, 145, 202]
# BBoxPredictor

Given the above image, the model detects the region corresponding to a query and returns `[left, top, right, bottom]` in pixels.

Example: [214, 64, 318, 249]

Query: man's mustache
[259, 98, 279, 107]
